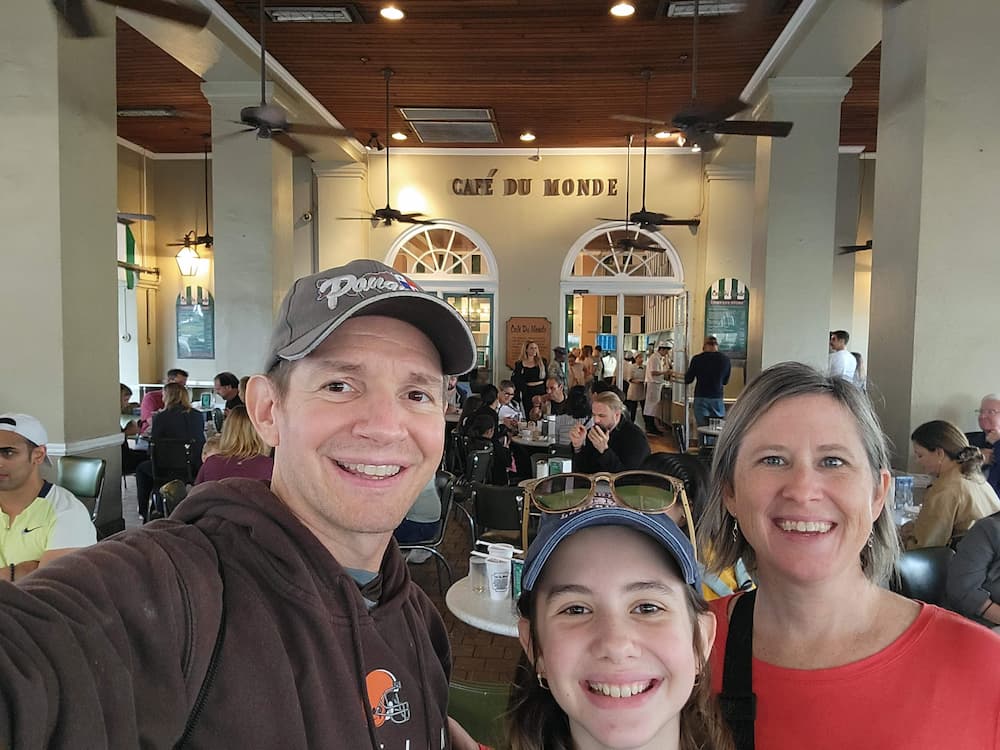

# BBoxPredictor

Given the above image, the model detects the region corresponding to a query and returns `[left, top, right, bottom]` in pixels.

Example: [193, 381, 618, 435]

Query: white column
[868, 0, 1000, 463]
[831, 153, 861, 331]
[202, 81, 294, 377]
[0, 2, 124, 530]
[747, 77, 852, 377]
[313, 162, 370, 269]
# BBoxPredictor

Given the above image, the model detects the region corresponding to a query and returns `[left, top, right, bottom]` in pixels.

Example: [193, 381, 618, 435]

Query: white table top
[445, 411, 461, 423]
[446, 576, 520, 637]
[511, 435, 555, 449]
[696, 425, 723, 437]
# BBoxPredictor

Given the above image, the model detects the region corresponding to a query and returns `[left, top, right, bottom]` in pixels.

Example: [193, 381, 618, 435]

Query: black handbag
[719, 590, 757, 750]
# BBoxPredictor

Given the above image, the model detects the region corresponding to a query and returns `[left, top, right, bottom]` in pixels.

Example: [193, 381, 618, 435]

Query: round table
[446, 576, 519, 637]
[511, 434, 554, 449]
[696, 425, 723, 439]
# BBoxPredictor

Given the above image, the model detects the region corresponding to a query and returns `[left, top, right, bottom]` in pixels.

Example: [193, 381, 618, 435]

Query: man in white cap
[0, 414, 95, 582]
[0, 260, 481, 749]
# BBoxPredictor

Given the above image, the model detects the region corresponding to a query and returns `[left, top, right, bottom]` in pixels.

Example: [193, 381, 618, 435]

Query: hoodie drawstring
[342, 579, 382, 749]
[403, 604, 438, 750]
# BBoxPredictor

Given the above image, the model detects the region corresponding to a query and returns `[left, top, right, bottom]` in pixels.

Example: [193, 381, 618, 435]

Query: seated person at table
[138, 368, 188, 433]
[194, 406, 273, 485]
[456, 395, 483, 437]
[497, 380, 524, 423]
[134, 383, 206, 522]
[526, 395, 545, 423]
[544, 377, 568, 416]
[508, 495, 732, 750]
[0, 414, 96, 582]
[905, 419, 1000, 549]
[214, 371, 243, 412]
[466, 414, 509, 485]
[569, 391, 650, 473]
[946, 509, 1000, 630]
[119, 383, 146, 475]
[445, 375, 464, 413]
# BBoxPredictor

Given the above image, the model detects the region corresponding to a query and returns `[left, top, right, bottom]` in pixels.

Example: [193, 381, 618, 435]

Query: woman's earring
[693, 671, 702, 687]
[867, 530, 875, 549]
[537, 673, 550, 690]
[732, 518, 740, 543]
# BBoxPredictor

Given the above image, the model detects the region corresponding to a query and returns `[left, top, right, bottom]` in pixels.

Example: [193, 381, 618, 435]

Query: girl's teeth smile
[586, 680, 654, 698]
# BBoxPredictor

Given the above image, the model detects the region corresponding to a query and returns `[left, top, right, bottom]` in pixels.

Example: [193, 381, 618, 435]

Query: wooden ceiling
[116, 0, 880, 154]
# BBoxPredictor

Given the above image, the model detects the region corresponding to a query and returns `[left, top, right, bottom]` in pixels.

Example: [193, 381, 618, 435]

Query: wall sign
[705, 278, 749, 361]
[506, 317, 552, 370]
[452, 168, 618, 198]
[176, 286, 215, 360]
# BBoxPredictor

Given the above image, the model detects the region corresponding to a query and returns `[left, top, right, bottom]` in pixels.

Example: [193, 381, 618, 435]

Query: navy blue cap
[522, 506, 700, 592]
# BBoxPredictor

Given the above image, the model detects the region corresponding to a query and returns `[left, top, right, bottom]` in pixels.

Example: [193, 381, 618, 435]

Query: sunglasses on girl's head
[525, 471, 698, 554]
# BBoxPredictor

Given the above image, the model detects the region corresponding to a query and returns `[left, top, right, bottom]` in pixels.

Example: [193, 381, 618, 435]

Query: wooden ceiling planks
[115, 1, 879, 154]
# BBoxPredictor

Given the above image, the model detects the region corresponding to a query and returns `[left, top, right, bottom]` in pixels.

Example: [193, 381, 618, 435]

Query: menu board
[705, 278, 749, 361]
[505, 317, 552, 370]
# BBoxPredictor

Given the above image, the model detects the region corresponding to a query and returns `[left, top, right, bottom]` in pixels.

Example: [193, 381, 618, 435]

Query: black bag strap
[719, 590, 757, 750]
[174, 535, 227, 749]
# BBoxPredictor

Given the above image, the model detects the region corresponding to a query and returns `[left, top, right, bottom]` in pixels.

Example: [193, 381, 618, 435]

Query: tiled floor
[122, 429, 681, 685]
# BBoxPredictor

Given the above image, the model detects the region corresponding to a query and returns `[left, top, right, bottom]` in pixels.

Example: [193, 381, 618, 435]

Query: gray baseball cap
[266, 259, 478, 375]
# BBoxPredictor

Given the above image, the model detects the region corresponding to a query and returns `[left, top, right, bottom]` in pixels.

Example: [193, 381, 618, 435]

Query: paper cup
[487, 543, 515, 560]
[485, 556, 511, 600]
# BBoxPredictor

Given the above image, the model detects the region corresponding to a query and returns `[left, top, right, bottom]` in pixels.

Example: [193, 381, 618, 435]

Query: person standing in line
[624, 351, 646, 423]
[547, 346, 567, 384]
[684, 335, 732, 429]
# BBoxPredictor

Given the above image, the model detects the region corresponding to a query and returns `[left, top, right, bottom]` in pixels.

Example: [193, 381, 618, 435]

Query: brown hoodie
[0, 478, 452, 749]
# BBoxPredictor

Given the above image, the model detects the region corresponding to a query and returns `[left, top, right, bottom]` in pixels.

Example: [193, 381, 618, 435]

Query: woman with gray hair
[698, 362, 1000, 749]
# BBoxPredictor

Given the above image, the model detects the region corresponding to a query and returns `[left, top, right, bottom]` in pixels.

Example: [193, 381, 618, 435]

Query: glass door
[444, 293, 494, 382]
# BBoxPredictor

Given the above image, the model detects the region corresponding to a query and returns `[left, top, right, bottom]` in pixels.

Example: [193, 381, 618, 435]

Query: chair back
[212, 408, 225, 433]
[421, 470, 455, 547]
[895, 546, 954, 605]
[445, 430, 468, 475]
[463, 448, 494, 485]
[472, 483, 525, 543]
[55, 456, 106, 518]
[150, 438, 195, 485]
[448, 680, 511, 750]
[672, 421, 687, 452]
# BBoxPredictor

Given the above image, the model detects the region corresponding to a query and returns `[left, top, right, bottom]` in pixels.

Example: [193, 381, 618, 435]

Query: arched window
[562, 223, 684, 285]
[387, 221, 499, 378]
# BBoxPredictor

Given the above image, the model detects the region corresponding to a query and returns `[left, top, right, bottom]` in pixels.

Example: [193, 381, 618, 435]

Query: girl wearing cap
[700, 363, 1000, 749]
[508, 479, 733, 750]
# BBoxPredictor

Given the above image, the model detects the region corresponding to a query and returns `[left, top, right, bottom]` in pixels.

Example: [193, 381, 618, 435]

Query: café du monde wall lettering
[452, 168, 618, 198]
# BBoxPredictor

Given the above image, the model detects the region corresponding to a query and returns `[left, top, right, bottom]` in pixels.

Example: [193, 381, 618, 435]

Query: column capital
[705, 165, 753, 182]
[763, 76, 853, 104]
[312, 161, 367, 180]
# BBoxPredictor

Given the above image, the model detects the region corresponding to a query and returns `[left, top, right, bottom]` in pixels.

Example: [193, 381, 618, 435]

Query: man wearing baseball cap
[0, 414, 96, 582]
[0, 260, 481, 749]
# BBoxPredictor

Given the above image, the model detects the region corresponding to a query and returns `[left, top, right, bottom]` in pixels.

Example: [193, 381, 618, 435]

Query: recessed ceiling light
[691, 142, 702, 153]
[654, 130, 672, 139]
[610, 1, 635, 17]
[265, 6, 360, 23]
[380, 5, 404, 20]
[519, 132, 536, 142]
[391, 131, 407, 141]
[676, 133, 687, 147]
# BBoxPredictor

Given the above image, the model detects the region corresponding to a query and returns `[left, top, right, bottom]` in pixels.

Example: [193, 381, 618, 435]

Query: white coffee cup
[487, 543, 516, 560]
[485, 556, 511, 600]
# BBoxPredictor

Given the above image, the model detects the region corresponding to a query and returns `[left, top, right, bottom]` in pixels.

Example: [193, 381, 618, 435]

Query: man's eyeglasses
[501, 390, 515, 397]
[524, 471, 697, 557]
[976, 409, 1000, 417]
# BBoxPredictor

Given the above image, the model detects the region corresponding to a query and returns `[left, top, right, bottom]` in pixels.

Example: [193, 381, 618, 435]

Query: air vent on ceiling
[409, 121, 500, 144]
[263, 5, 361, 23]
[398, 107, 493, 122]
[663, 0, 747, 17]
[117, 107, 177, 117]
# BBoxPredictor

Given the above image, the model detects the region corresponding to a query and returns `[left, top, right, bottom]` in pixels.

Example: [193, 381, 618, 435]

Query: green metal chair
[55, 455, 107, 520]
[448, 680, 511, 750]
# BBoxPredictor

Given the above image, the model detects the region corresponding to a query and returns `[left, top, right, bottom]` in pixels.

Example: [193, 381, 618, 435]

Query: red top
[195, 454, 273, 485]
[709, 595, 1000, 748]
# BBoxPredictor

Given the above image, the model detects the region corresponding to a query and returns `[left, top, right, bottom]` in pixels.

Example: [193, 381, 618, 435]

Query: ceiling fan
[603, 136, 668, 253]
[52, 0, 210, 38]
[614, 0, 793, 153]
[227, 0, 350, 154]
[598, 73, 702, 232]
[340, 68, 437, 228]
[839, 239, 873, 254]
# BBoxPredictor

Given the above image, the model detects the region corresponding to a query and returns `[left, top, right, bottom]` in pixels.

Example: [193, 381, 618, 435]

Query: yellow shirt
[0, 482, 96, 566]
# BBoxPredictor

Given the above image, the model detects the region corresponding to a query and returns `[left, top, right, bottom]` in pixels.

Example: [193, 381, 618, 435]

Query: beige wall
[361, 150, 704, 381]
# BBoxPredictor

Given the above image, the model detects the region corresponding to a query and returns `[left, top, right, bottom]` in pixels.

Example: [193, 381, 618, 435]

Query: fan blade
[117, 212, 155, 224]
[284, 122, 352, 138]
[611, 114, 668, 126]
[711, 120, 794, 138]
[273, 131, 310, 157]
[657, 218, 701, 227]
[53, 0, 95, 37]
[95, 0, 210, 29]
[675, 97, 748, 126]
[838, 240, 873, 254]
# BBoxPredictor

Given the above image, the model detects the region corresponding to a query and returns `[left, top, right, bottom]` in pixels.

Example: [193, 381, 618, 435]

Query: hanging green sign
[705, 278, 749, 361]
